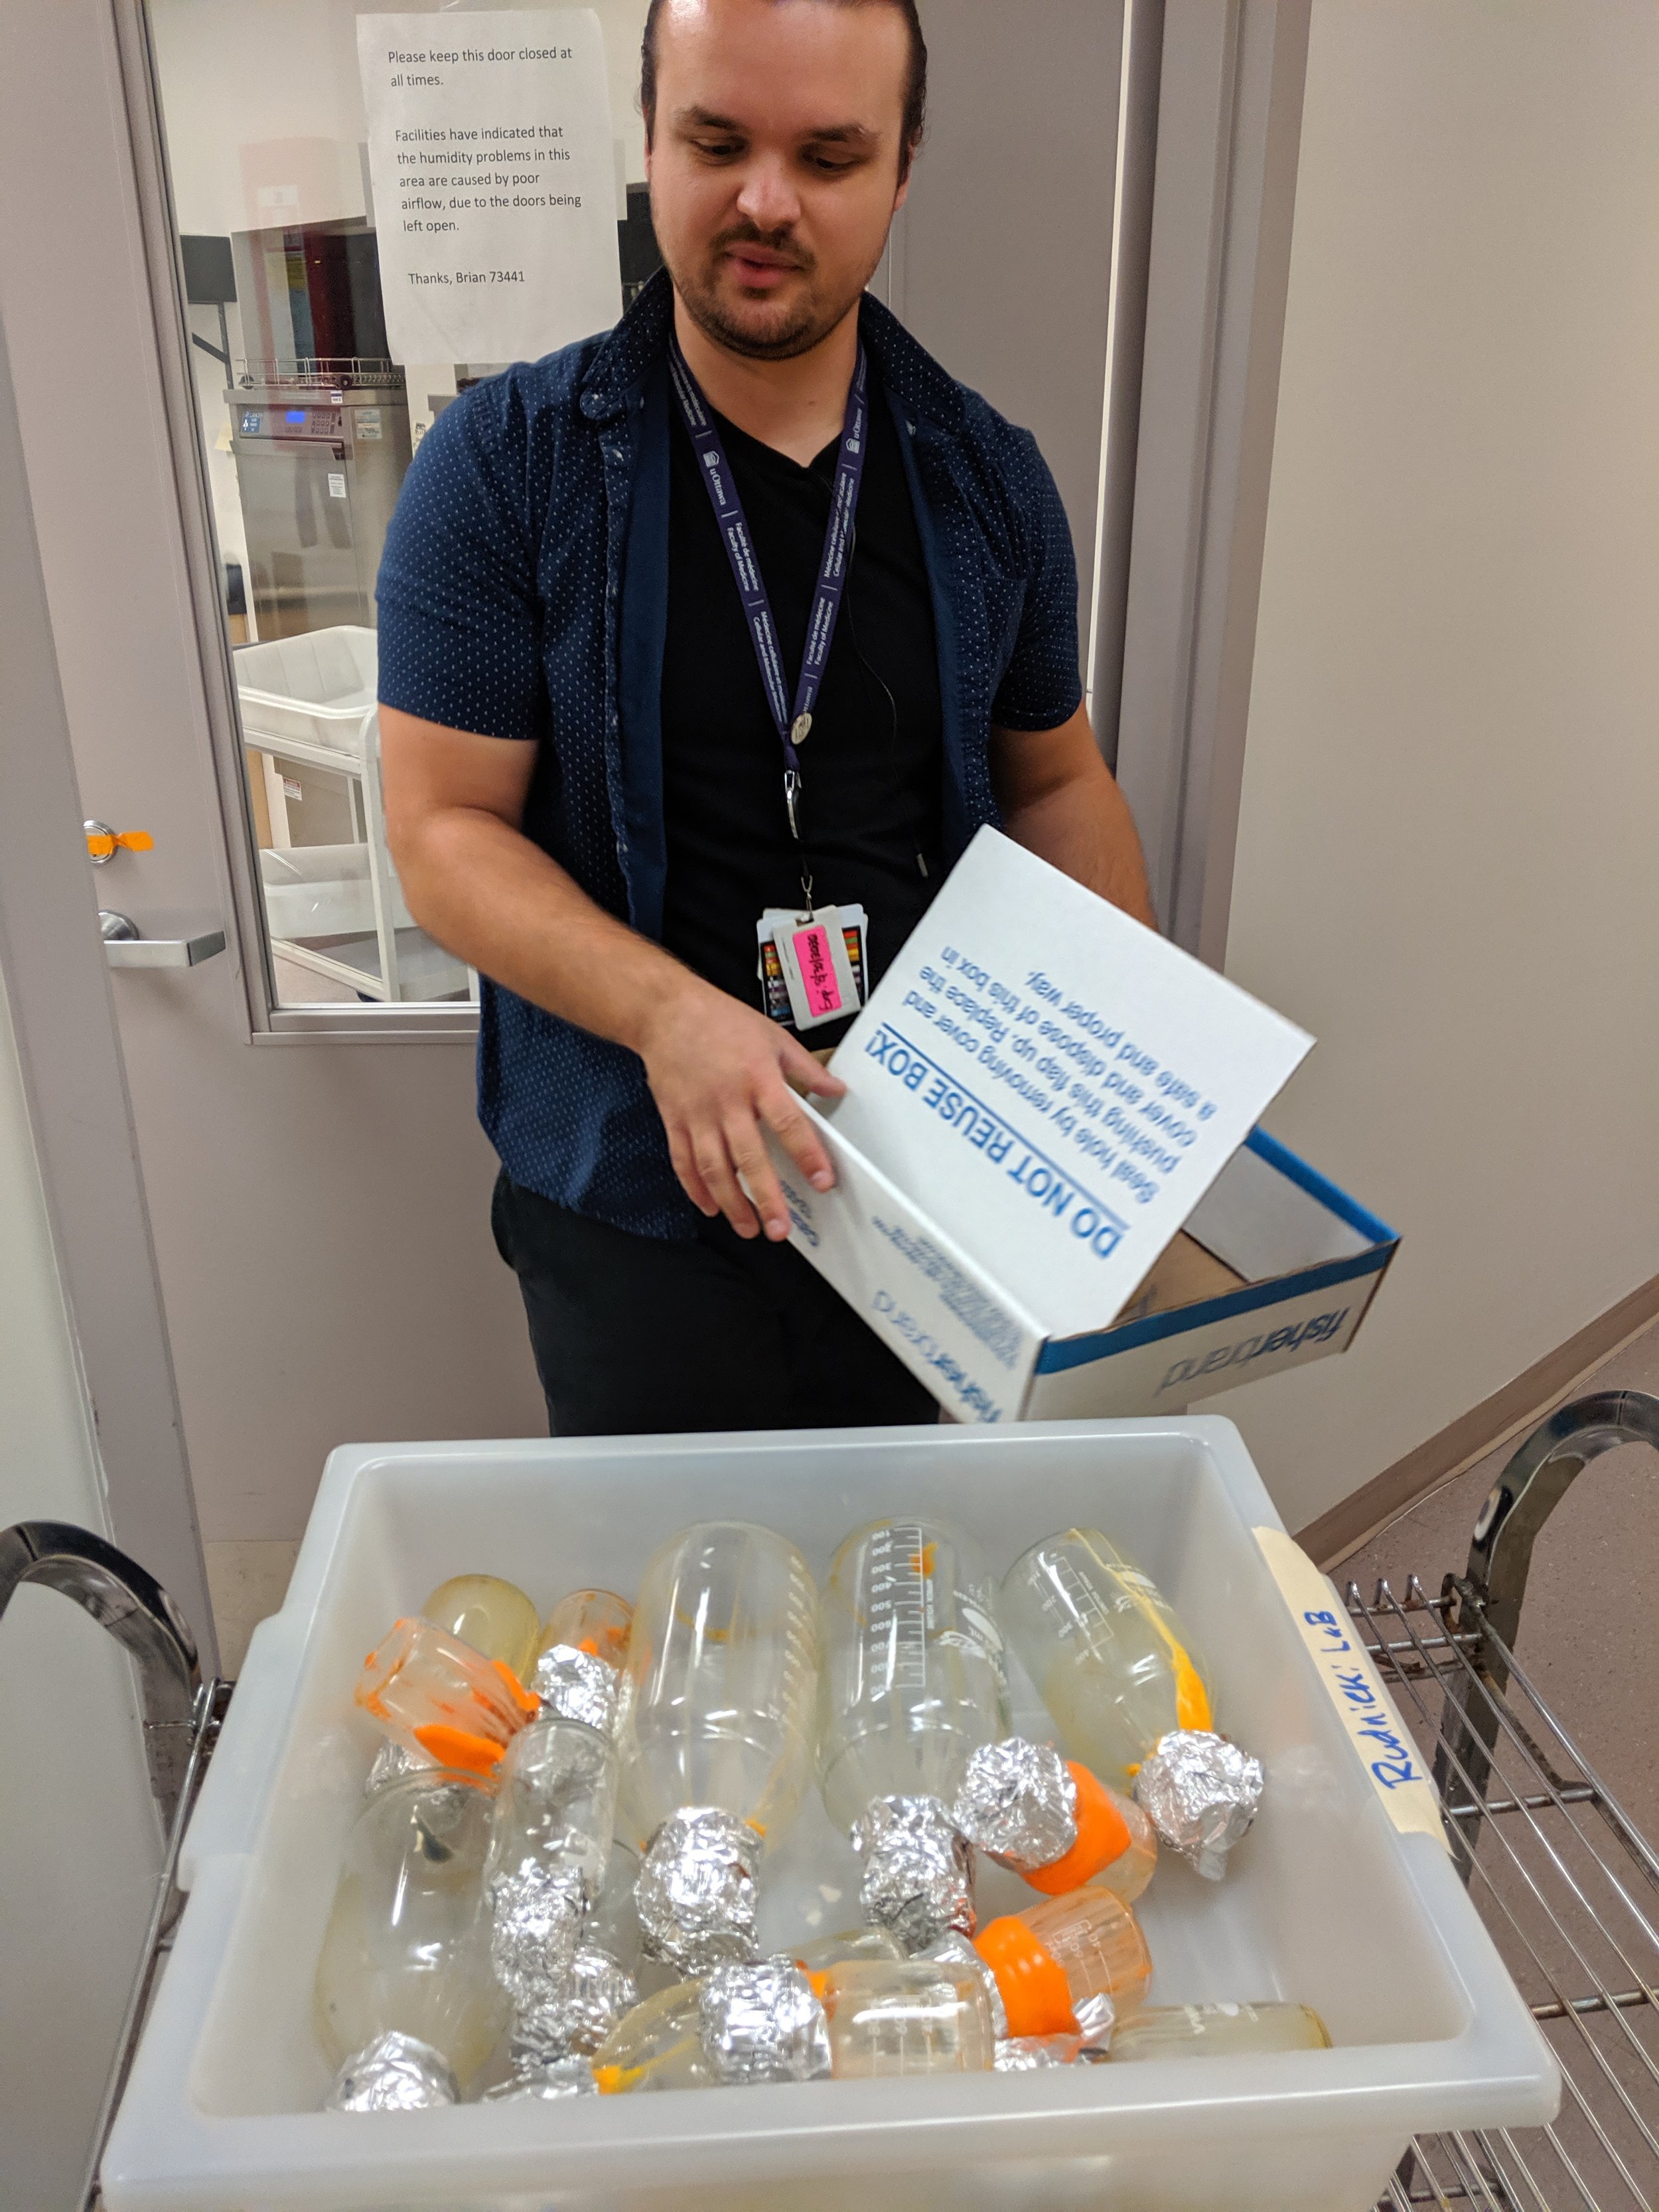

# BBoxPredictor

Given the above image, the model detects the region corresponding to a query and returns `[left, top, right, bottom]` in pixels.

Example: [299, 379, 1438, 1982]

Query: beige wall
[1207, 0, 1659, 1534]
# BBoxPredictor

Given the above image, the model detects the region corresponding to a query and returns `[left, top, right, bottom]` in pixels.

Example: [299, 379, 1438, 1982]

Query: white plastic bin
[257, 845, 415, 938]
[234, 627, 379, 759]
[102, 1419, 1557, 2212]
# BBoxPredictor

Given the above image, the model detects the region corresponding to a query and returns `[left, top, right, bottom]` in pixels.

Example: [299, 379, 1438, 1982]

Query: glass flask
[617, 1522, 820, 1848]
[999, 1529, 1212, 1789]
[974, 1886, 1152, 2042]
[355, 1615, 538, 1776]
[794, 1925, 906, 1978]
[585, 1839, 644, 1973]
[820, 1959, 995, 2078]
[1109, 2001, 1331, 2062]
[313, 1770, 508, 2093]
[486, 1701, 618, 1910]
[421, 1574, 541, 1680]
[591, 1982, 714, 2094]
[538, 1587, 634, 1671]
[818, 1515, 1008, 1833]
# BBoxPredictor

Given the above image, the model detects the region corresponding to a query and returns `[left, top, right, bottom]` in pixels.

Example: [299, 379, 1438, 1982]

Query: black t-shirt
[660, 375, 943, 1047]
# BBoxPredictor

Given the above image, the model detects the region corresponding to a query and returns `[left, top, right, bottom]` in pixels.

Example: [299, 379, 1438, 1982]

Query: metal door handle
[98, 911, 226, 968]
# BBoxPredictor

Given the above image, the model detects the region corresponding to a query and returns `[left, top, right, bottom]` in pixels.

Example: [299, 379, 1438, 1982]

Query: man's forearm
[393, 803, 688, 1054]
[391, 793, 845, 1239]
[1001, 758, 1157, 928]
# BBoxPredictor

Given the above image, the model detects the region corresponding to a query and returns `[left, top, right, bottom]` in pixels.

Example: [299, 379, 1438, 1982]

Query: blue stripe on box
[1033, 1244, 1394, 1374]
[1243, 1126, 1398, 1247]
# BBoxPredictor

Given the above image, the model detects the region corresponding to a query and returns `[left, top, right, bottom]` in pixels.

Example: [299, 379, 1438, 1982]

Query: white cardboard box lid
[824, 830, 1313, 1339]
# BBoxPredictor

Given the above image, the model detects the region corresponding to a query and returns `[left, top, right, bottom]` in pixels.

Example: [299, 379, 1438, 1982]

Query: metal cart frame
[1346, 1390, 1659, 2209]
[6, 1392, 1656, 2210]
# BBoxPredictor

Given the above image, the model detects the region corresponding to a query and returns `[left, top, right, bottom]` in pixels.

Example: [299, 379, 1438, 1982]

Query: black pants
[492, 1172, 939, 1436]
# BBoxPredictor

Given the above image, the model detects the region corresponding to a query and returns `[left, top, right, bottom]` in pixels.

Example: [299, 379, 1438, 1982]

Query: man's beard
[672, 222, 864, 361]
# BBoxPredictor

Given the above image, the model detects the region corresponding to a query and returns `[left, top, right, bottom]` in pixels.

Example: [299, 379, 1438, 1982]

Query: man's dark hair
[640, 0, 927, 177]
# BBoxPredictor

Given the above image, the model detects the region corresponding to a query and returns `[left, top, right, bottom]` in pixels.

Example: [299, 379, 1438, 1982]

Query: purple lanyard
[668, 334, 869, 847]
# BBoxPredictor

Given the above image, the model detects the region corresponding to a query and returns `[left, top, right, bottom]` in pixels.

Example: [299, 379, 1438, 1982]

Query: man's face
[646, 0, 912, 361]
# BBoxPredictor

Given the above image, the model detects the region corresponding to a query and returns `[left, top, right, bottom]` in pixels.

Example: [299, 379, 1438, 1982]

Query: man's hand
[637, 974, 845, 1240]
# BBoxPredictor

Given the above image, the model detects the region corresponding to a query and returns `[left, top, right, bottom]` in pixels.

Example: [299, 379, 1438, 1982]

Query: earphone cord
[845, 522, 928, 879]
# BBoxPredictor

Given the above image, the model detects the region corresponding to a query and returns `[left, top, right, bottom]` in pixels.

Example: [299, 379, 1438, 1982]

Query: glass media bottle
[421, 1574, 541, 1681]
[617, 1522, 820, 1968]
[818, 1515, 1007, 1947]
[819, 1515, 1009, 1832]
[591, 1982, 713, 2095]
[538, 1587, 634, 1672]
[313, 1769, 507, 2101]
[1109, 2000, 1331, 2062]
[820, 1958, 995, 2077]
[974, 1886, 1152, 2047]
[999, 1528, 1212, 1789]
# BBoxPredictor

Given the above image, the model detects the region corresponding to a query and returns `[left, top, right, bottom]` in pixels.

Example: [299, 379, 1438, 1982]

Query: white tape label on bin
[1253, 1526, 1449, 1850]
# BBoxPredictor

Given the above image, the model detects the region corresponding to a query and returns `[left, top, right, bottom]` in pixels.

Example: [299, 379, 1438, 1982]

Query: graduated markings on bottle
[1252, 1527, 1449, 1850]
[1041, 1553, 1118, 1645]
[867, 1524, 933, 1691]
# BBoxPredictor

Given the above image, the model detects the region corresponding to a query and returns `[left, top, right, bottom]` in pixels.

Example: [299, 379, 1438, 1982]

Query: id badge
[755, 904, 865, 1031]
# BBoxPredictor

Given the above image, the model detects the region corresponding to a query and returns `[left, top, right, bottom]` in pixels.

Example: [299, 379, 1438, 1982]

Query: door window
[147, 0, 656, 1009]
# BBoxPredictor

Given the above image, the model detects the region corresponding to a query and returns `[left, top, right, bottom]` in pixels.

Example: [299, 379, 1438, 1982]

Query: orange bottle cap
[413, 1722, 506, 1774]
[974, 1915, 1078, 2039]
[1023, 1763, 1134, 1895]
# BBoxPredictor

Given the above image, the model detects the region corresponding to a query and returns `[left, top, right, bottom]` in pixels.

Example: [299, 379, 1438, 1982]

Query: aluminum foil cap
[1073, 1990, 1116, 2053]
[532, 1643, 621, 1741]
[699, 1958, 831, 2085]
[510, 1945, 640, 2065]
[635, 1808, 763, 1973]
[325, 2031, 457, 2112]
[489, 1862, 585, 2010]
[1134, 1730, 1264, 1881]
[952, 1739, 1078, 1876]
[851, 1794, 976, 1951]
[994, 2033, 1082, 2070]
[919, 1928, 1007, 2039]
[482, 2058, 599, 2102]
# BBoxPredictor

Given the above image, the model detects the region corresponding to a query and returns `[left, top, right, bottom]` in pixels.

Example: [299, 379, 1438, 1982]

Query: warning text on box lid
[826, 830, 1313, 1337]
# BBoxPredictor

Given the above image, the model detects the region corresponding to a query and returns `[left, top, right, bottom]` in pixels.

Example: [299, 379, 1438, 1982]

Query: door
[0, 0, 1157, 1580]
[0, 313, 184, 2212]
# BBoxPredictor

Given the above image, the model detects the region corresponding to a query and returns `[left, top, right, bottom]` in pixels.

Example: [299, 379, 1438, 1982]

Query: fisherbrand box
[766, 829, 1398, 1422]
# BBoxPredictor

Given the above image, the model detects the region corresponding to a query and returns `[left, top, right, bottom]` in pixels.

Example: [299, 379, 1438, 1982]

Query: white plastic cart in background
[9, 1402, 1655, 2211]
[233, 627, 473, 1004]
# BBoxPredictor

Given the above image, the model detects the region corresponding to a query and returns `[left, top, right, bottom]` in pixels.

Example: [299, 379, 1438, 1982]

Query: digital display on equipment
[285, 408, 307, 426]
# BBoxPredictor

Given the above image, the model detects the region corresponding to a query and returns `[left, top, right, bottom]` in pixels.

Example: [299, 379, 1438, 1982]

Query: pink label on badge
[792, 924, 842, 1016]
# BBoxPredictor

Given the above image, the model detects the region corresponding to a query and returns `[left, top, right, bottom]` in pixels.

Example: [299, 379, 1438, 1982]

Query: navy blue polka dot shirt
[377, 273, 1082, 1239]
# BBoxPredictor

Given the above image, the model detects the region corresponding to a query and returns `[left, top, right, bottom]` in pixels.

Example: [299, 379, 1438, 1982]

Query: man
[378, 0, 1155, 1436]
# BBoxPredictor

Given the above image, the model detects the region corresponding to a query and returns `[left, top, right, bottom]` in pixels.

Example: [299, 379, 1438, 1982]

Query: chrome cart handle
[1455, 1388, 1659, 1657]
[0, 1519, 201, 1834]
[1434, 1388, 1659, 1866]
